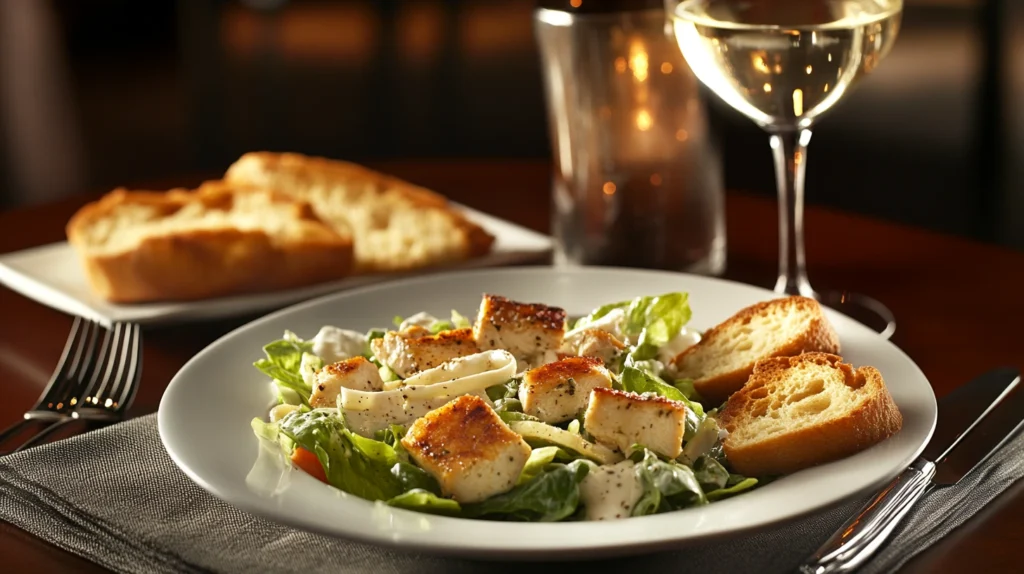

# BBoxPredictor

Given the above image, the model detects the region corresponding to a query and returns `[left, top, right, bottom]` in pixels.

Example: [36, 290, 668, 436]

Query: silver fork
[0, 321, 143, 454]
[0, 316, 104, 452]
[72, 321, 143, 424]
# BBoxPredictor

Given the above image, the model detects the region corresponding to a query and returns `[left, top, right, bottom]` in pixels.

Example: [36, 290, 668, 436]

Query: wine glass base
[814, 290, 896, 340]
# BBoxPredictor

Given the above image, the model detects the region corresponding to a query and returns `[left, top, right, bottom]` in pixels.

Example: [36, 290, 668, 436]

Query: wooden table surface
[1, 159, 1023, 572]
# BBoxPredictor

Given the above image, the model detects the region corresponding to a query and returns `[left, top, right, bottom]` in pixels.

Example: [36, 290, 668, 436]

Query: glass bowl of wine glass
[665, 0, 902, 339]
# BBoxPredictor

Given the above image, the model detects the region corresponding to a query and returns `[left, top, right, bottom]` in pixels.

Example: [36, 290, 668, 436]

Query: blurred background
[1, 0, 1022, 250]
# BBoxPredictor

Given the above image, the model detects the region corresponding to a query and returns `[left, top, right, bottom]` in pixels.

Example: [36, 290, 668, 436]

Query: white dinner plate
[158, 267, 937, 559]
[0, 205, 551, 327]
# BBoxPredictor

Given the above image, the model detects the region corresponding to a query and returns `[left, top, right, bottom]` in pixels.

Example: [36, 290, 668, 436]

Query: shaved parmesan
[337, 350, 516, 436]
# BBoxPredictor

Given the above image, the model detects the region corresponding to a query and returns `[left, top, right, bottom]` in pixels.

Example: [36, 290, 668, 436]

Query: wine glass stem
[770, 128, 815, 298]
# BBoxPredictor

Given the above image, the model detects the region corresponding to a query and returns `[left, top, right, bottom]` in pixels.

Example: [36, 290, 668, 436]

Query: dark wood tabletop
[1, 159, 1023, 572]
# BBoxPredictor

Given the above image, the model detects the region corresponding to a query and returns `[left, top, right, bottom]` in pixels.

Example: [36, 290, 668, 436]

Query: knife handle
[798, 457, 937, 574]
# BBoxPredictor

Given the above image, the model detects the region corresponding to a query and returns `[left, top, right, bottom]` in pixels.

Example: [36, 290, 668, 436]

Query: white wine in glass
[667, 0, 902, 338]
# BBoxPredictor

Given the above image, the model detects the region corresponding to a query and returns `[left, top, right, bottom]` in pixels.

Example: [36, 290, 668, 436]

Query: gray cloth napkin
[1, 414, 1022, 574]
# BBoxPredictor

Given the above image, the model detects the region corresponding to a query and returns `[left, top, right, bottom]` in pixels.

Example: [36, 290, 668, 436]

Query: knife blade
[799, 366, 1022, 574]
[922, 366, 1021, 464]
[933, 372, 1024, 485]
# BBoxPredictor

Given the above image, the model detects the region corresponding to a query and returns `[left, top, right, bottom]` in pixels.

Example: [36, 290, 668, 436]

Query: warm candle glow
[629, 40, 649, 82]
[751, 53, 770, 74]
[636, 109, 653, 131]
[602, 182, 617, 195]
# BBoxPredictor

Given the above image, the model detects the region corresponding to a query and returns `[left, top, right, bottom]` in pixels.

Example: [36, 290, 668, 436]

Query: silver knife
[798, 367, 1023, 574]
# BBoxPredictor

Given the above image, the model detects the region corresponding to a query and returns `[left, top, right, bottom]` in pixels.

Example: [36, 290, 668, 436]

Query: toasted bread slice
[223, 152, 495, 273]
[66, 182, 354, 303]
[670, 296, 840, 405]
[718, 353, 903, 477]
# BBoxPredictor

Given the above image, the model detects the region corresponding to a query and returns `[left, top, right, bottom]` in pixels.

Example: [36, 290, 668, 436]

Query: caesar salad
[250, 292, 762, 522]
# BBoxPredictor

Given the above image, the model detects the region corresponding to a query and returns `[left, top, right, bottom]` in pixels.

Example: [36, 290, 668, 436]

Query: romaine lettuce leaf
[429, 320, 453, 334]
[379, 364, 402, 383]
[516, 446, 573, 486]
[630, 448, 708, 515]
[450, 309, 472, 329]
[497, 410, 541, 424]
[692, 455, 730, 491]
[250, 417, 293, 459]
[621, 365, 685, 402]
[672, 378, 703, 402]
[489, 379, 527, 416]
[630, 460, 660, 517]
[706, 477, 759, 501]
[374, 424, 408, 451]
[620, 365, 704, 438]
[274, 384, 303, 407]
[278, 410, 439, 501]
[254, 332, 317, 406]
[386, 489, 461, 516]
[486, 378, 518, 402]
[681, 416, 723, 463]
[578, 293, 692, 360]
[462, 460, 590, 522]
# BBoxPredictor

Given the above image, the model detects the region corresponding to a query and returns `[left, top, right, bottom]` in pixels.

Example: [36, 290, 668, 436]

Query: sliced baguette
[670, 296, 840, 405]
[719, 352, 903, 477]
[66, 181, 354, 303]
[223, 152, 496, 273]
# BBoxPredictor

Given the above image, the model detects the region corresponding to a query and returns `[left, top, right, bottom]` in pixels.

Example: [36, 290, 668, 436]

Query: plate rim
[157, 265, 937, 558]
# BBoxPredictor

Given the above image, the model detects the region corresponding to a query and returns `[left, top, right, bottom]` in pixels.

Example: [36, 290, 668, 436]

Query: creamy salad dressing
[657, 328, 702, 364]
[398, 312, 440, 332]
[579, 460, 643, 520]
[311, 326, 368, 363]
[564, 307, 627, 342]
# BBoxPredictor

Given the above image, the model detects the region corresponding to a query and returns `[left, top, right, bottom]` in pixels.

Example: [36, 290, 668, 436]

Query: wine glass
[664, 0, 902, 339]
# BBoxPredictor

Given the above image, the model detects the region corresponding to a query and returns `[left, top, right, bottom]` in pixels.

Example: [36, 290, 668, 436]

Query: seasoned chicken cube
[371, 326, 479, 378]
[473, 294, 566, 367]
[584, 388, 687, 459]
[518, 357, 613, 424]
[309, 356, 384, 408]
[562, 328, 628, 366]
[402, 394, 531, 503]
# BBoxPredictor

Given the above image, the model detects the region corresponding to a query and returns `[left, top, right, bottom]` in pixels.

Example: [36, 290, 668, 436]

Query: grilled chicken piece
[370, 326, 479, 378]
[402, 394, 531, 503]
[518, 357, 613, 424]
[584, 388, 688, 459]
[309, 356, 384, 408]
[561, 328, 628, 366]
[472, 294, 566, 368]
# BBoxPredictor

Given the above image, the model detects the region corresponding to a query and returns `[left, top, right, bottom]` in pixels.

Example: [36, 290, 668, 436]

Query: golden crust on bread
[671, 296, 840, 406]
[719, 353, 903, 477]
[223, 152, 495, 272]
[66, 181, 354, 303]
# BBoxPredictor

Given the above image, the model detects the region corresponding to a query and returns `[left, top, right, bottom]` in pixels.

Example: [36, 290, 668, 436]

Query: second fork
[0, 320, 143, 454]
